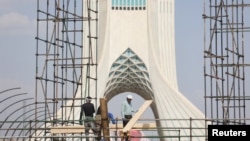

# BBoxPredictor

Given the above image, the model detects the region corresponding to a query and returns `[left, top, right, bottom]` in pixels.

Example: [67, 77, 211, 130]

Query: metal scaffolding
[34, 0, 98, 140]
[203, 0, 250, 125]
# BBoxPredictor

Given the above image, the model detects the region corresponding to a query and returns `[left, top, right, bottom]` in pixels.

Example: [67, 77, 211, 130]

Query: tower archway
[104, 48, 153, 100]
[102, 48, 159, 121]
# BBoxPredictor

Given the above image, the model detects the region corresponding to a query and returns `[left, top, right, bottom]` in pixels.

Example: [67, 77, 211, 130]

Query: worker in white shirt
[121, 95, 137, 127]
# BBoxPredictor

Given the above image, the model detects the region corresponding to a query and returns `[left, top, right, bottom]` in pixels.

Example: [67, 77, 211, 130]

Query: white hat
[127, 95, 133, 99]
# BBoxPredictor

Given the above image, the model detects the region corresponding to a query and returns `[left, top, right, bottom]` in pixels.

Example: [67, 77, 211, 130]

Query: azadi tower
[55, 0, 205, 140]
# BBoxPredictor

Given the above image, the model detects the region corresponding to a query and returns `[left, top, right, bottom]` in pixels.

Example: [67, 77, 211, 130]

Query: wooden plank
[50, 125, 85, 134]
[122, 100, 153, 133]
[50, 122, 156, 134]
[100, 98, 110, 141]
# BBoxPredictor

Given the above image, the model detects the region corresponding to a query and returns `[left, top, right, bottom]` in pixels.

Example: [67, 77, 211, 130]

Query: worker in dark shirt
[79, 96, 97, 141]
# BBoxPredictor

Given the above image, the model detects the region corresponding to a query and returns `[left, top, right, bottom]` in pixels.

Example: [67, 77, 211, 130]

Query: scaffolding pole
[203, 0, 250, 125]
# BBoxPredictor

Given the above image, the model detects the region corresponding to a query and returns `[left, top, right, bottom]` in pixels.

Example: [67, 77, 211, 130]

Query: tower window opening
[112, 0, 146, 10]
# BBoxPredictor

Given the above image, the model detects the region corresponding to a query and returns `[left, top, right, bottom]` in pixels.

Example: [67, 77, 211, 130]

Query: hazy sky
[0, 0, 205, 117]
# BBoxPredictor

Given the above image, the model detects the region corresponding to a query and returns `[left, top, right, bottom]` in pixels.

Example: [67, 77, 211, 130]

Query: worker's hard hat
[127, 95, 133, 99]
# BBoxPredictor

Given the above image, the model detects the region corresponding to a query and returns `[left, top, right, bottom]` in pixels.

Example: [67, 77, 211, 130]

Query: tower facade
[94, 0, 205, 140]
